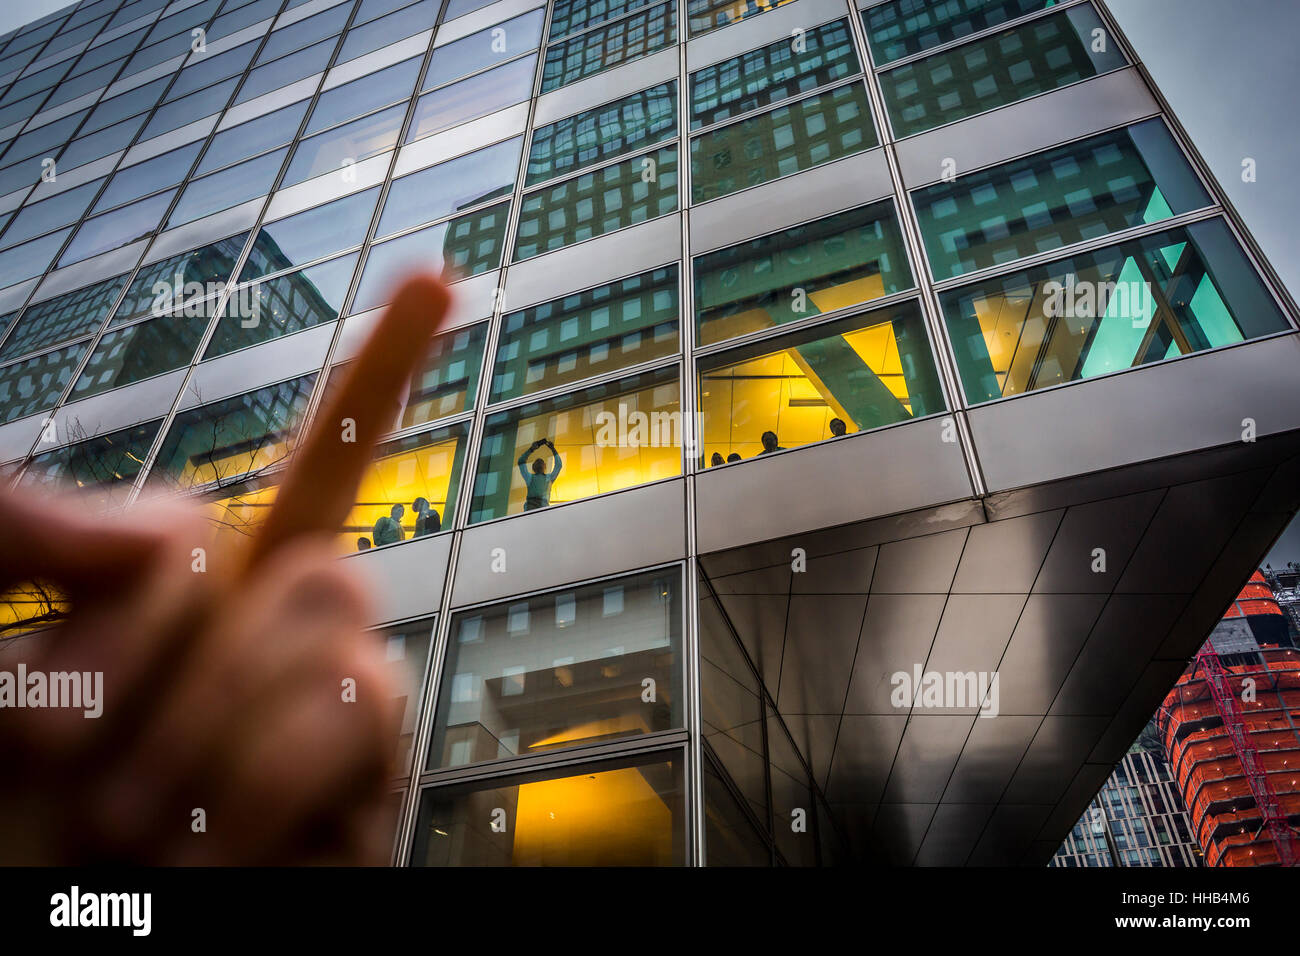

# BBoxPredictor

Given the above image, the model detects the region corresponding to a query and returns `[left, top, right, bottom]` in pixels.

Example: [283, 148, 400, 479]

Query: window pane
[113, 232, 250, 326]
[235, 36, 334, 104]
[381, 320, 487, 429]
[915, 120, 1212, 280]
[694, 200, 913, 346]
[514, 146, 678, 261]
[167, 146, 287, 227]
[430, 567, 683, 768]
[165, 39, 258, 102]
[80, 76, 168, 136]
[258, 2, 350, 63]
[940, 219, 1292, 404]
[339, 0, 438, 65]
[470, 365, 680, 522]
[204, 252, 358, 358]
[0, 341, 87, 423]
[0, 178, 104, 249]
[305, 56, 420, 135]
[378, 137, 521, 239]
[56, 114, 148, 174]
[413, 750, 685, 866]
[492, 265, 679, 402]
[150, 374, 316, 489]
[541, 2, 674, 93]
[549, 0, 654, 41]
[347, 420, 468, 552]
[444, 0, 501, 21]
[140, 76, 239, 140]
[59, 190, 176, 267]
[352, 200, 510, 312]
[94, 142, 202, 213]
[879, 6, 1127, 138]
[699, 301, 944, 462]
[527, 82, 676, 186]
[691, 83, 876, 203]
[19, 419, 161, 509]
[690, 18, 859, 129]
[0, 228, 70, 288]
[422, 8, 544, 90]
[71, 310, 210, 399]
[196, 98, 311, 175]
[405, 54, 536, 143]
[376, 617, 434, 772]
[240, 188, 379, 281]
[282, 103, 404, 187]
[864, 0, 1055, 65]
[0, 275, 125, 362]
[687, 0, 796, 37]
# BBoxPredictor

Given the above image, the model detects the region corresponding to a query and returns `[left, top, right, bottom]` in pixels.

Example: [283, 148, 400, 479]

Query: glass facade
[0, 0, 1292, 868]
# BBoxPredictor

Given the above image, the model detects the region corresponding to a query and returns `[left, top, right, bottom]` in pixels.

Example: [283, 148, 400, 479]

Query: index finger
[244, 273, 452, 572]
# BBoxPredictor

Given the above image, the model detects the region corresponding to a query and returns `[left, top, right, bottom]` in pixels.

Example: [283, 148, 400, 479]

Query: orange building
[1157, 573, 1300, 866]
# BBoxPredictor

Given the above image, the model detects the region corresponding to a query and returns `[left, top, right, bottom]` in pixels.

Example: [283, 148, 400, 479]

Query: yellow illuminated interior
[344, 432, 462, 552]
[527, 714, 651, 751]
[0, 581, 67, 638]
[699, 316, 910, 461]
[700, 273, 886, 344]
[171, 429, 294, 491]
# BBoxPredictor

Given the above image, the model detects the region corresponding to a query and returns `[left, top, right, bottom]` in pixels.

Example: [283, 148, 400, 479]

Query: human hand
[0, 274, 452, 866]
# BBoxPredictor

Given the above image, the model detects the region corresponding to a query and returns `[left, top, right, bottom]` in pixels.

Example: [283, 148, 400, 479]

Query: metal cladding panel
[696, 417, 974, 553]
[346, 529, 453, 626]
[451, 478, 688, 608]
[968, 334, 1300, 492]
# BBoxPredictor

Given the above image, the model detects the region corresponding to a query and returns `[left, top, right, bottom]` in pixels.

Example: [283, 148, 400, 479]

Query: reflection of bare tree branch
[0, 581, 68, 637]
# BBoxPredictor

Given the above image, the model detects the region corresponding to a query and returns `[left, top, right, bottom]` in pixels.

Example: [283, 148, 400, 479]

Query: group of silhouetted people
[355, 497, 441, 551]
[708, 418, 847, 467]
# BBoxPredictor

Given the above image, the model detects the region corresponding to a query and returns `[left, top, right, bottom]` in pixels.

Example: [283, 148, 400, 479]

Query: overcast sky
[3, 0, 1298, 562]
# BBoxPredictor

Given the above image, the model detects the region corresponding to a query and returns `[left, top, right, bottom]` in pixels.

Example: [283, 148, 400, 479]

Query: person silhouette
[412, 497, 440, 536]
[758, 431, 785, 455]
[710, 452, 725, 467]
[829, 418, 847, 437]
[372, 503, 404, 546]
[517, 438, 563, 510]
[726, 453, 741, 463]
[356, 536, 371, 551]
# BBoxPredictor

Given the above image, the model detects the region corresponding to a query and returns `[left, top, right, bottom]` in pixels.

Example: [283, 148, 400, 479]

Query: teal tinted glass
[204, 253, 359, 359]
[0, 275, 125, 362]
[864, 0, 1054, 64]
[694, 200, 913, 346]
[113, 232, 250, 326]
[71, 311, 209, 400]
[527, 82, 677, 186]
[514, 147, 678, 261]
[491, 265, 679, 402]
[687, 0, 798, 37]
[690, 18, 859, 129]
[699, 300, 945, 464]
[879, 6, 1127, 138]
[19, 419, 162, 509]
[550, 0, 655, 40]
[914, 120, 1212, 279]
[0, 341, 87, 423]
[940, 219, 1291, 404]
[691, 83, 877, 203]
[541, 2, 675, 93]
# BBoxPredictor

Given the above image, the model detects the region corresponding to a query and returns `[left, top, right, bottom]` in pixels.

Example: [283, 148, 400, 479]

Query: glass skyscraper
[1, 0, 1298, 865]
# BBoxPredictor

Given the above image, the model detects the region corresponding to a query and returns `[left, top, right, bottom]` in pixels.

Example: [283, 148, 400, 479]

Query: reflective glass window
[151, 374, 317, 489]
[165, 40, 258, 102]
[940, 219, 1292, 403]
[429, 567, 683, 768]
[196, 98, 311, 174]
[78, 76, 168, 136]
[44, 59, 122, 110]
[548, 0, 653, 41]
[304, 56, 420, 134]
[71, 310, 209, 399]
[470, 365, 680, 522]
[56, 114, 148, 174]
[694, 200, 913, 346]
[339, 0, 438, 65]
[208, 0, 280, 40]
[257, 2, 350, 63]
[0, 275, 125, 362]
[19, 419, 161, 509]
[114, 232, 250, 326]
[914, 120, 1212, 279]
[864, 0, 1055, 64]
[405, 54, 535, 143]
[413, 750, 685, 866]
[691, 83, 876, 203]
[698, 301, 945, 462]
[690, 18, 859, 129]
[377, 137, 521, 239]
[240, 188, 379, 281]
[514, 146, 678, 261]
[204, 252, 358, 357]
[352, 200, 510, 312]
[283, 103, 403, 186]
[140, 75, 240, 140]
[879, 6, 1127, 138]
[167, 146, 287, 227]
[3, 112, 88, 167]
[93, 141, 202, 213]
[374, 617, 434, 771]
[0, 178, 105, 249]
[0, 227, 72, 285]
[0, 341, 87, 423]
[422, 8, 544, 90]
[492, 265, 679, 402]
[444, 0, 501, 21]
[527, 82, 675, 186]
[235, 37, 334, 104]
[541, 2, 674, 93]
[687, 0, 797, 37]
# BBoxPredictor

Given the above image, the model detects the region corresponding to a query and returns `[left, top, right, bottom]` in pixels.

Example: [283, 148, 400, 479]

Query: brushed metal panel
[951, 509, 1061, 594]
[791, 544, 876, 594]
[994, 593, 1107, 716]
[844, 592, 947, 714]
[715, 591, 789, 694]
[1000, 715, 1109, 805]
[870, 526, 968, 594]
[825, 713, 907, 804]
[145, 199, 261, 262]
[392, 103, 527, 177]
[870, 801, 936, 864]
[180, 322, 334, 407]
[265, 152, 390, 219]
[776, 593, 867, 715]
[921, 592, 1026, 715]
[53, 369, 187, 439]
[969, 334, 1300, 492]
[881, 714, 973, 803]
[896, 68, 1159, 187]
[913, 801, 996, 866]
[0, 412, 44, 462]
[451, 479, 687, 607]
[1032, 490, 1163, 593]
[346, 529, 452, 626]
[696, 419, 974, 553]
[966, 803, 1052, 866]
[942, 715, 1040, 804]
[36, 239, 147, 296]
